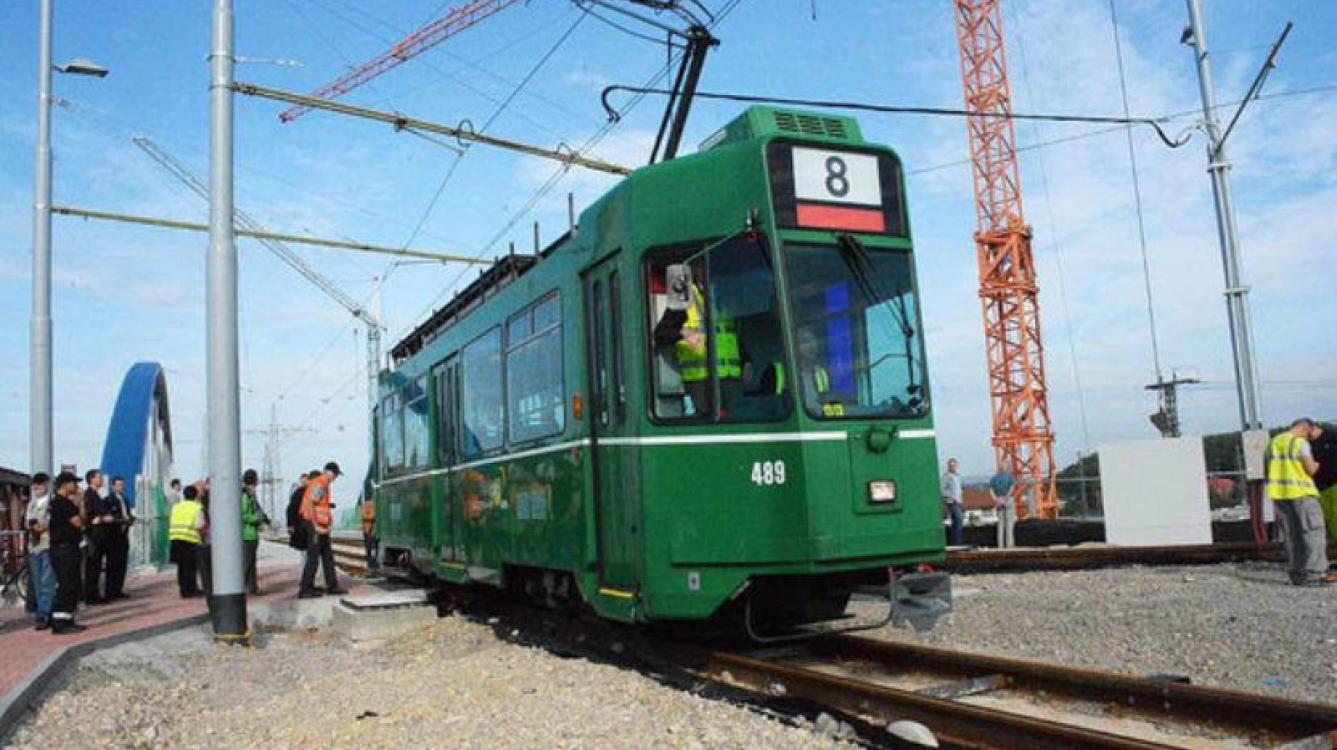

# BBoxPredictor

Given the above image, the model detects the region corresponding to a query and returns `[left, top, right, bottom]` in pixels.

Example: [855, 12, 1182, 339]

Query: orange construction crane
[953, 0, 1058, 518]
[279, 0, 522, 123]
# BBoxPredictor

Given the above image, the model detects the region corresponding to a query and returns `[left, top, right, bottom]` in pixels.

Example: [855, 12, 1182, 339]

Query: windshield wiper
[834, 234, 923, 407]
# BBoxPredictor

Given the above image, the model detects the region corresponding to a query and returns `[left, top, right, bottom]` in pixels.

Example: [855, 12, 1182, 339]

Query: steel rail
[686, 646, 1172, 750]
[811, 636, 1337, 745]
[945, 541, 1337, 574]
[679, 636, 1337, 749]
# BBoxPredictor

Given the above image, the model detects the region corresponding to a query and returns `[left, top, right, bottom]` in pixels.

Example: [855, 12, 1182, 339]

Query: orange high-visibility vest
[360, 501, 375, 535]
[301, 475, 333, 528]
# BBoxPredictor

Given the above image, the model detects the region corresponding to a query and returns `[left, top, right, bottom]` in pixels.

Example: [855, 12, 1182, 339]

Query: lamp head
[55, 57, 109, 78]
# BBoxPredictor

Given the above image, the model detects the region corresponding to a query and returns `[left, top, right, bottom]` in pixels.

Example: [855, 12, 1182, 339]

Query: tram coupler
[890, 569, 952, 632]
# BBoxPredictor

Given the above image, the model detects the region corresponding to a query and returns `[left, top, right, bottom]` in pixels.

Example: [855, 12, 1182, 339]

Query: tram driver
[652, 262, 748, 418]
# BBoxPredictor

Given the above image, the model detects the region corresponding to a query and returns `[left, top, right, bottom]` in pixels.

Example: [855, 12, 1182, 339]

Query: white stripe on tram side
[371, 429, 937, 488]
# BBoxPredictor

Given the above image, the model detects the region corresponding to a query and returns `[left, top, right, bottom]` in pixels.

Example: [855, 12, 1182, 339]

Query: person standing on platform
[24, 473, 56, 630]
[1266, 418, 1333, 586]
[102, 476, 133, 600]
[168, 485, 206, 597]
[286, 472, 313, 551]
[298, 462, 345, 599]
[989, 467, 1017, 549]
[240, 469, 269, 594]
[940, 458, 964, 546]
[81, 469, 109, 605]
[360, 496, 379, 574]
[1307, 422, 1337, 544]
[197, 486, 212, 596]
[48, 472, 86, 634]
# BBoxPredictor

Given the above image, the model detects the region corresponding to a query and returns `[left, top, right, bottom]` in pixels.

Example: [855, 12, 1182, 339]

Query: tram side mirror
[666, 264, 690, 312]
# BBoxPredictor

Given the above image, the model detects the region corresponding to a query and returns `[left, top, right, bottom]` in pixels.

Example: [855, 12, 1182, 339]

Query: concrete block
[249, 597, 340, 632]
[332, 592, 435, 647]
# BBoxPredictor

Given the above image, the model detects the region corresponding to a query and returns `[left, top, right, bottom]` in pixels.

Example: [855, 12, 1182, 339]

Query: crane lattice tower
[954, 0, 1058, 518]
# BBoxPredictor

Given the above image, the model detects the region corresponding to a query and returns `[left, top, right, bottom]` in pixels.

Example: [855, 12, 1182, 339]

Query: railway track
[329, 534, 368, 576]
[664, 635, 1337, 749]
[332, 536, 1337, 747]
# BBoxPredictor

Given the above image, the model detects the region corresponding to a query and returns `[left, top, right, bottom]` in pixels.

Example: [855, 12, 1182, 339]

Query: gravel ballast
[5, 612, 854, 750]
[874, 562, 1337, 704]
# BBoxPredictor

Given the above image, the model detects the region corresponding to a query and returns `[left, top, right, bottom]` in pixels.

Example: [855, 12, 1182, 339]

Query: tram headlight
[868, 480, 897, 504]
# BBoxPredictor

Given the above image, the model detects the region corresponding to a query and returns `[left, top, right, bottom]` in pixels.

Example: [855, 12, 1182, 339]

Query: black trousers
[104, 532, 129, 597]
[198, 545, 213, 596]
[51, 544, 82, 621]
[299, 529, 339, 593]
[83, 534, 105, 602]
[243, 539, 259, 592]
[171, 540, 200, 596]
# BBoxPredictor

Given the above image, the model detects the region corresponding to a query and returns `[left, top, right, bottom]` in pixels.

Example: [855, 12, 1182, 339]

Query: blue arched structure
[99, 362, 174, 567]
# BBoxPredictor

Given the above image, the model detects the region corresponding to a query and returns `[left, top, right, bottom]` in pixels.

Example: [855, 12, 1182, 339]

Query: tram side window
[402, 375, 431, 469]
[507, 292, 565, 444]
[380, 392, 405, 475]
[645, 236, 789, 423]
[460, 327, 504, 459]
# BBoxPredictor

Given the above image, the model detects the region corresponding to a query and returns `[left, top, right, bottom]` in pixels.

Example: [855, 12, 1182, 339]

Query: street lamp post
[30, 0, 108, 475]
[207, 0, 247, 641]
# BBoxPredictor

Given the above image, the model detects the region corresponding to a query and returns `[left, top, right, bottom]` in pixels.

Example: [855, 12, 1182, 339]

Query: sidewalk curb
[0, 612, 210, 738]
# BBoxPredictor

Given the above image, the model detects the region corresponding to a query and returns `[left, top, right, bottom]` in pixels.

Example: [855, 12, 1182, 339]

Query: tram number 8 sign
[767, 142, 905, 236]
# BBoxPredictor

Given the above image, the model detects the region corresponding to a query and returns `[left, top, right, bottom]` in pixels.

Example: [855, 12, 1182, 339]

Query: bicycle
[0, 548, 30, 607]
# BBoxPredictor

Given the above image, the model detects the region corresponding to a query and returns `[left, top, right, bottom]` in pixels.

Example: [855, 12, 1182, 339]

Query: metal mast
[1183, 0, 1264, 431]
[207, 0, 246, 639]
[279, 0, 521, 123]
[30, 0, 54, 476]
[132, 137, 387, 416]
[953, 0, 1057, 518]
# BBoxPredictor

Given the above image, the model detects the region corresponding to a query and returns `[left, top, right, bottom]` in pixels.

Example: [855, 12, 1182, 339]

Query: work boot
[325, 587, 349, 596]
[34, 618, 50, 631]
[297, 590, 322, 599]
[51, 622, 87, 635]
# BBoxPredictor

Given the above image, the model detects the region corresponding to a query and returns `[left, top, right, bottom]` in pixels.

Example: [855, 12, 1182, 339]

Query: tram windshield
[784, 239, 928, 420]
[646, 236, 789, 422]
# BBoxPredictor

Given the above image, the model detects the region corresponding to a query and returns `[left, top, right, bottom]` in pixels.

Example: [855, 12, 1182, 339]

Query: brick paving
[0, 558, 305, 704]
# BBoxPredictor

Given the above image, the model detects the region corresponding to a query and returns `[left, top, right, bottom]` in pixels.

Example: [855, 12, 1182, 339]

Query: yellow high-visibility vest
[1267, 432, 1317, 501]
[168, 499, 203, 545]
[674, 284, 740, 383]
[772, 363, 828, 395]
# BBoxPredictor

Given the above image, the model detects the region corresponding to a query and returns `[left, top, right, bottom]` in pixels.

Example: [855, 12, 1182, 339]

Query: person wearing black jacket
[49, 472, 87, 634]
[81, 469, 109, 605]
[1310, 422, 1337, 544]
[285, 472, 316, 550]
[102, 476, 134, 599]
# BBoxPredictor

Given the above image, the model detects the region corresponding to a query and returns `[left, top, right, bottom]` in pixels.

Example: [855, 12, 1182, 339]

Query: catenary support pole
[207, 0, 247, 641]
[30, 0, 54, 476]
[1184, 0, 1264, 431]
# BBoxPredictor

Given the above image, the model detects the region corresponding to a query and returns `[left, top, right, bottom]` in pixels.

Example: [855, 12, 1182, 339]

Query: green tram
[373, 106, 949, 637]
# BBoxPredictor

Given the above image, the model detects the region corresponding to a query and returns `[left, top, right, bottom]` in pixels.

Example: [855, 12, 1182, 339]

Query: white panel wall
[1099, 437, 1212, 546]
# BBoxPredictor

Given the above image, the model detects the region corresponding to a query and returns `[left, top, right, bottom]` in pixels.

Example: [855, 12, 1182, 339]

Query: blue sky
[1, 0, 1334, 486]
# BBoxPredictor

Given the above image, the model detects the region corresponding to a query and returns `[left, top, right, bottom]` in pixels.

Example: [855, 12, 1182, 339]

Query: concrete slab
[340, 588, 429, 611]
[332, 591, 435, 648]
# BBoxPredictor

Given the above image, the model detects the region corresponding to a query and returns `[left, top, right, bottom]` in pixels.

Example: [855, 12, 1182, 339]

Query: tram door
[583, 255, 638, 592]
[433, 357, 462, 563]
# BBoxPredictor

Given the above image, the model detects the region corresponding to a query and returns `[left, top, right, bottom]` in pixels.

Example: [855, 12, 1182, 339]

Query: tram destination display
[766, 141, 905, 236]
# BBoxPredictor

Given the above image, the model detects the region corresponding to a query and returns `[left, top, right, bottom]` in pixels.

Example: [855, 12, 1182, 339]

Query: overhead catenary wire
[388, 0, 748, 345]
[906, 84, 1337, 177]
[599, 86, 1195, 148]
[1006, 0, 1091, 452]
[1108, 0, 1163, 381]
[374, 5, 593, 312]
